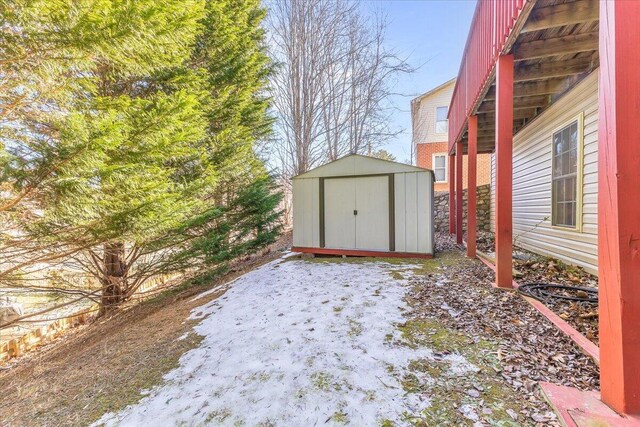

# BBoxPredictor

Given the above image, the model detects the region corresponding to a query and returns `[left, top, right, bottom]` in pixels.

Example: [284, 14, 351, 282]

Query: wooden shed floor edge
[291, 247, 433, 259]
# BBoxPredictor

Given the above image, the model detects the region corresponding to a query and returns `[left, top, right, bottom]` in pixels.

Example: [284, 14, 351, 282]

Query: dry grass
[0, 233, 291, 427]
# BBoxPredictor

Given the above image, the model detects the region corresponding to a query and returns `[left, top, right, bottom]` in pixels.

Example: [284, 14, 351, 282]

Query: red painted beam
[467, 115, 478, 258]
[598, 0, 640, 415]
[495, 54, 514, 289]
[455, 141, 464, 244]
[291, 247, 433, 259]
[449, 154, 456, 234]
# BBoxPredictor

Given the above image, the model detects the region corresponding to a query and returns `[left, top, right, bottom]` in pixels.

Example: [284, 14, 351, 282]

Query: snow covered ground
[94, 255, 475, 426]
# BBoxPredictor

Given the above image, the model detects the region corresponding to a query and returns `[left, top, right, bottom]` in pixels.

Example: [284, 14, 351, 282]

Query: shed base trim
[291, 246, 433, 259]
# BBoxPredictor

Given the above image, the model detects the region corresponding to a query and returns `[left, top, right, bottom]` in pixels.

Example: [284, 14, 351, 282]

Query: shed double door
[324, 176, 390, 251]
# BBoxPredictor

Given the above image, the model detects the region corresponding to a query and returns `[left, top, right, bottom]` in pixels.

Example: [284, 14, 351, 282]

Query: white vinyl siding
[490, 71, 598, 274]
[412, 81, 455, 146]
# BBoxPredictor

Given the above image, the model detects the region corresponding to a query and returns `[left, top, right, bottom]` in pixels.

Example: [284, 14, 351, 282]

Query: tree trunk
[100, 242, 127, 314]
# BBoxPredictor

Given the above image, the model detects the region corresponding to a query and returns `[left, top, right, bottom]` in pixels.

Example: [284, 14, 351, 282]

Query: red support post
[598, 0, 640, 415]
[455, 141, 464, 244]
[494, 54, 513, 288]
[467, 115, 478, 258]
[448, 154, 456, 234]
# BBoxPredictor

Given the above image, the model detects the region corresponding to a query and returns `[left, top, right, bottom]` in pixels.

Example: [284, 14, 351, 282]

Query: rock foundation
[434, 184, 491, 233]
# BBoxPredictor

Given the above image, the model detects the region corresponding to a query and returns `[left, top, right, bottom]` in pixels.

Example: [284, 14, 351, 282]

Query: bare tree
[266, 0, 413, 178]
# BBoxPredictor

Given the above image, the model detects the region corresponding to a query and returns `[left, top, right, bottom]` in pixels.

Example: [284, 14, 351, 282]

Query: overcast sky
[369, 0, 476, 163]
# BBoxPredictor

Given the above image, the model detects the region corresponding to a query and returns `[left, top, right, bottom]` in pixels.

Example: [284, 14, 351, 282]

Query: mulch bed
[515, 254, 598, 345]
[475, 231, 495, 254]
[410, 232, 599, 425]
[469, 231, 599, 345]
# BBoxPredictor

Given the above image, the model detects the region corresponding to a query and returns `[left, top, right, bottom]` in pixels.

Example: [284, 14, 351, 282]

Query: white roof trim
[292, 154, 429, 179]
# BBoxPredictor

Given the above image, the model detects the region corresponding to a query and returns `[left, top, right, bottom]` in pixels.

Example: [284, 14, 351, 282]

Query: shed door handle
[353, 209, 358, 216]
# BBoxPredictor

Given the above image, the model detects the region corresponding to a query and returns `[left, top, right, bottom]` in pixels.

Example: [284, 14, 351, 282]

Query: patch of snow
[176, 333, 189, 341]
[513, 251, 533, 261]
[445, 353, 480, 376]
[459, 404, 479, 421]
[440, 302, 461, 318]
[94, 256, 471, 426]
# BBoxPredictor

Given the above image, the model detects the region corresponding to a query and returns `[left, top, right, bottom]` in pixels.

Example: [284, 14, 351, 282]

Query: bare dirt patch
[0, 233, 291, 427]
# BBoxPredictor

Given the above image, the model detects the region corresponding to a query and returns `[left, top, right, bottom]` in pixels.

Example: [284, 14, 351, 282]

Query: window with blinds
[551, 121, 579, 228]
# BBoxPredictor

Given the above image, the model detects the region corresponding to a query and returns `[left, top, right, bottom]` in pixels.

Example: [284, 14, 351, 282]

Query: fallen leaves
[465, 231, 600, 345]
[408, 233, 599, 426]
[515, 253, 599, 345]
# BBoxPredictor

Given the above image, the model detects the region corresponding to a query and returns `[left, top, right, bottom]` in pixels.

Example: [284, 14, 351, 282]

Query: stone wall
[433, 184, 491, 232]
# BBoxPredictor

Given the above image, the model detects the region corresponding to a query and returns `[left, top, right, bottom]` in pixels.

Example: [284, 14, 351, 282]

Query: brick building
[411, 79, 491, 192]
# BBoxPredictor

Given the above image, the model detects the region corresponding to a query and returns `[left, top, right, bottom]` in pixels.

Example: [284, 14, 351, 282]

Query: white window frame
[435, 106, 449, 134]
[432, 153, 448, 183]
[550, 113, 584, 232]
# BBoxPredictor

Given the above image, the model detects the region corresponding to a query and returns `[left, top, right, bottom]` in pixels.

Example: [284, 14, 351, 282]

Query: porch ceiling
[460, 0, 599, 155]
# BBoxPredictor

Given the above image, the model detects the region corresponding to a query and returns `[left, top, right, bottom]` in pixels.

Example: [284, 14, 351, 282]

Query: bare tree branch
[266, 0, 414, 178]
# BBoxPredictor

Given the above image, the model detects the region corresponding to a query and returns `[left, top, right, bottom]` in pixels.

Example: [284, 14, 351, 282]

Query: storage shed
[292, 154, 435, 258]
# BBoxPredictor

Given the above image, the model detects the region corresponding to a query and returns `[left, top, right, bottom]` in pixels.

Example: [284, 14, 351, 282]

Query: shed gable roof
[293, 154, 427, 179]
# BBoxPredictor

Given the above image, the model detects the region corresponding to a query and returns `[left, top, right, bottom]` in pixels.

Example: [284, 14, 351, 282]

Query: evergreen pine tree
[152, 0, 283, 281]
[1, 0, 282, 312]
